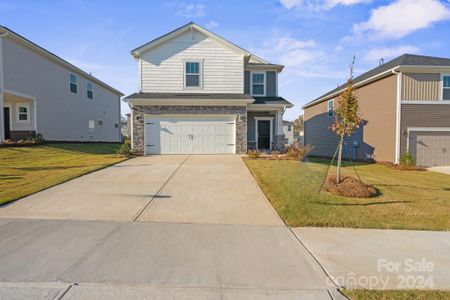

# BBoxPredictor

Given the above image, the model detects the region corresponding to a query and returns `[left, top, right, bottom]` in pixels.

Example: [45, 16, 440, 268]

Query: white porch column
[276, 110, 283, 135]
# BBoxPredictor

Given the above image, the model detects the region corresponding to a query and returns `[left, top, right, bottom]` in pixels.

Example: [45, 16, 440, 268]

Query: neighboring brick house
[124, 22, 293, 155]
[303, 54, 450, 167]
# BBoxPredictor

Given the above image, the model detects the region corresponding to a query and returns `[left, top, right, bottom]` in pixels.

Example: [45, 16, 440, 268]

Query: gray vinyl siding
[400, 104, 450, 154]
[402, 73, 441, 101]
[2, 38, 121, 142]
[247, 111, 276, 142]
[266, 71, 276, 96]
[244, 70, 277, 96]
[244, 71, 250, 94]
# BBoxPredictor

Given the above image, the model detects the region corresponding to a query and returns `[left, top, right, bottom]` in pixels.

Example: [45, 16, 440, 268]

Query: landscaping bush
[286, 142, 314, 161]
[116, 139, 132, 157]
[31, 133, 46, 144]
[271, 150, 282, 160]
[399, 151, 415, 166]
[247, 149, 261, 159]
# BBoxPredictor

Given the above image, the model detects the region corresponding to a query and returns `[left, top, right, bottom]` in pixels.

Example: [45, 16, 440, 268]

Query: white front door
[145, 116, 236, 154]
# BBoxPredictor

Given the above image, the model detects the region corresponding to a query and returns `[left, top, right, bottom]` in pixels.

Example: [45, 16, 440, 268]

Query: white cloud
[176, 3, 206, 18]
[205, 20, 218, 29]
[364, 45, 420, 62]
[279, 0, 371, 11]
[253, 35, 345, 80]
[353, 0, 450, 40]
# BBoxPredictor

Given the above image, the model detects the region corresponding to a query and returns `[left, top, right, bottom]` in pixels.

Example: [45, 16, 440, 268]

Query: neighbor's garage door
[145, 116, 235, 154]
[410, 131, 450, 167]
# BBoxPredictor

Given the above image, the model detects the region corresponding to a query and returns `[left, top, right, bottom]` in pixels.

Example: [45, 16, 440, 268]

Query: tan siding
[400, 104, 450, 154]
[304, 75, 397, 162]
[402, 73, 440, 101]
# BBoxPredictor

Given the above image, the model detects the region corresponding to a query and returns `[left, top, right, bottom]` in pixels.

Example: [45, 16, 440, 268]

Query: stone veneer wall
[272, 134, 286, 152]
[132, 105, 247, 155]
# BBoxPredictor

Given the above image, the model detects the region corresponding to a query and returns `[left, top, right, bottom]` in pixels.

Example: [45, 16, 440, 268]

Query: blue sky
[1, 0, 450, 120]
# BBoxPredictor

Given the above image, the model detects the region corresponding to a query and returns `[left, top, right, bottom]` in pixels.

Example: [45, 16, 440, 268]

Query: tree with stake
[330, 58, 363, 184]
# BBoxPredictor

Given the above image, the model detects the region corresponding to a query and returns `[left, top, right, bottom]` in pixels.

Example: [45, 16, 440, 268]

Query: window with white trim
[87, 81, 93, 99]
[443, 75, 450, 100]
[70, 73, 77, 94]
[252, 72, 265, 95]
[185, 61, 201, 88]
[16, 104, 30, 122]
[327, 100, 334, 117]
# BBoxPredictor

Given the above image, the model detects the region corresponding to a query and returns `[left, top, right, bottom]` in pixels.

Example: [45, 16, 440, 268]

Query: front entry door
[3, 107, 10, 140]
[257, 120, 271, 150]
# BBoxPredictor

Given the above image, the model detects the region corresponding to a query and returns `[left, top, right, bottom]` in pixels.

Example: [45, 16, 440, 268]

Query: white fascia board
[127, 98, 254, 106]
[131, 23, 267, 64]
[402, 100, 450, 104]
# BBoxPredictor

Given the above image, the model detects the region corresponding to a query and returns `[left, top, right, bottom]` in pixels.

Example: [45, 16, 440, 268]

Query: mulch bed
[377, 162, 426, 171]
[323, 175, 378, 198]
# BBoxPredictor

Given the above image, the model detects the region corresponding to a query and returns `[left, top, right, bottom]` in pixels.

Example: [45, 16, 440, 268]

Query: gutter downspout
[392, 67, 402, 164]
[0, 32, 8, 142]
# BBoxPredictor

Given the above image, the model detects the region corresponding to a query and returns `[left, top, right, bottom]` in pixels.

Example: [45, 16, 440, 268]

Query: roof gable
[131, 22, 267, 63]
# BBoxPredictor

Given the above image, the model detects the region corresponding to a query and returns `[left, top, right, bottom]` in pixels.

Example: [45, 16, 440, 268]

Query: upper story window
[287, 125, 292, 131]
[252, 72, 265, 95]
[443, 75, 450, 100]
[87, 81, 93, 99]
[327, 99, 334, 117]
[185, 61, 201, 88]
[16, 104, 30, 122]
[70, 73, 78, 94]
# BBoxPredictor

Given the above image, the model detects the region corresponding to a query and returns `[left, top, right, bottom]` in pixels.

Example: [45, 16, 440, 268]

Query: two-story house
[0, 26, 123, 143]
[303, 54, 450, 167]
[124, 22, 293, 155]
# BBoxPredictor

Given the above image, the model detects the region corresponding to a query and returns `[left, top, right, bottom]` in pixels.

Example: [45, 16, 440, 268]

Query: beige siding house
[0, 26, 123, 142]
[124, 22, 293, 155]
[303, 54, 450, 167]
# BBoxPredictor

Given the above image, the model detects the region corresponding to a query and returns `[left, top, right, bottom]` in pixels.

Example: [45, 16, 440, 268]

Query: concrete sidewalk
[0, 219, 335, 299]
[292, 227, 450, 290]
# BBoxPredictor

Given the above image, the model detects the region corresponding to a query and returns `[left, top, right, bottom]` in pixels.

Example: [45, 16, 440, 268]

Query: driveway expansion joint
[132, 155, 190, 222]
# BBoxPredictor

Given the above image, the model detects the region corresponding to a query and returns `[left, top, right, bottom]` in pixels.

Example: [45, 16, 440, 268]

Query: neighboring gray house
[0, 26, 123, 142]
[304, 54, 450, 167]
[124, 22, 293, 155]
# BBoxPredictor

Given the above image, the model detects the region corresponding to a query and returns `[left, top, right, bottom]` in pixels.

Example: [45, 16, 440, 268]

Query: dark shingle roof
[304, 54, 450, 108]
[253, 97, 293, 107]
[124, 93, 294, 107]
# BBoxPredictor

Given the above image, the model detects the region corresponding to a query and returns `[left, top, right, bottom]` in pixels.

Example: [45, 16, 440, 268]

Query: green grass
[343, 289, 450, 300]
[0, 143, 126, 205]
[244, 158, 450, 230]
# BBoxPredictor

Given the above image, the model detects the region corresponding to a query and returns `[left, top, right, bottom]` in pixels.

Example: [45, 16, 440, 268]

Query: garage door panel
[410, 131, 450, 167]
[145, 116, 235, 155]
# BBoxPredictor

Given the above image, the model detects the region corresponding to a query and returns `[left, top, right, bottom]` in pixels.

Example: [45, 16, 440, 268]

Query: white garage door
[145, 115, 236, 154]
[410, 131, 450, 167]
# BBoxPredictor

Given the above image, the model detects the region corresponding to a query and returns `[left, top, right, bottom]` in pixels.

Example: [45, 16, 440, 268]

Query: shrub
[116, 139, 132, 157]
[286, 142, 314, 161]
[31, 133, 46, 144]
[399, 151, 415, 166]
[247, 149, 261, 159]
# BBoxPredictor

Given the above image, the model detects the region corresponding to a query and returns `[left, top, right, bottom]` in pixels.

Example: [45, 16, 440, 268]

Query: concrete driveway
[0, 155, 337, 299]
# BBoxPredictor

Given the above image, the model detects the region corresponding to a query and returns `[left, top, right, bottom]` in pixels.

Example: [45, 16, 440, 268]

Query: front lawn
[343, 289, 450, 300]
[244, 158, 450, 230]
[0, 143, 126, 205]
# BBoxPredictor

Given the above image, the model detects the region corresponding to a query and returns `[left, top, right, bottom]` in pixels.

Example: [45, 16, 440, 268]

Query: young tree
[331, 59, 362, 183]
[293, 115, 304, 136]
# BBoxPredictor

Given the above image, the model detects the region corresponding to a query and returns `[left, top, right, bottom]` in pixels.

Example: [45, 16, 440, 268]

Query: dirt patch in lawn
[323, 175, 377, 198]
